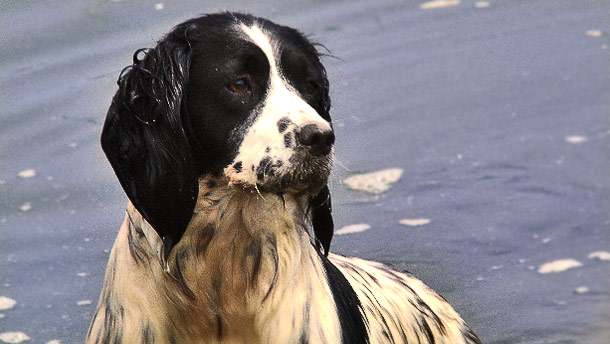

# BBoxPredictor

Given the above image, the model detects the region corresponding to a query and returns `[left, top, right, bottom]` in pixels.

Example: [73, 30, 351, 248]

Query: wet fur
[88, 178, 480, 343]
[88, 12, 481, 344]
[88, 177, 343, 343]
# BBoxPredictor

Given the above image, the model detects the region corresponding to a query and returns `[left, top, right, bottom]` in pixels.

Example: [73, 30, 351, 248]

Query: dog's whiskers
[254, 183, 265, 200]
[332, 156, 350, 172]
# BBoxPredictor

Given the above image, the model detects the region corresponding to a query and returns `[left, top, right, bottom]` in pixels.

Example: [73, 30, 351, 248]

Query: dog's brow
[240, 24, 280, 81]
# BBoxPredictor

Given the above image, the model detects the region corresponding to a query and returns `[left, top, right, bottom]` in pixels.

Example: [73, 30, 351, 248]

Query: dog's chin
[225, 154, 332, 195]
[260, 167, 330, 194]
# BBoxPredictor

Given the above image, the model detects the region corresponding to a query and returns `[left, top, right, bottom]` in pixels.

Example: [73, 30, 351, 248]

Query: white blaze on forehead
[240, 24, 325, 115]
[224, 23, 331, 186]
[239, 24, 329, 128]
[241, 24, 278, 76]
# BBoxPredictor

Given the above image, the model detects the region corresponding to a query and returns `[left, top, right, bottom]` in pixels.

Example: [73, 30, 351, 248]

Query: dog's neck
[125, 176, 340, 342]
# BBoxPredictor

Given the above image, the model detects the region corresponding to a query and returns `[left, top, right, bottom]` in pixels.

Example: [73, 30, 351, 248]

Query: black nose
[297, 124, 335, 156]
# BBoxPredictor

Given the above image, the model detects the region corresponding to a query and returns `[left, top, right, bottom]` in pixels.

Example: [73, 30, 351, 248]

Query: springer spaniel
[87, 12, 481, 344]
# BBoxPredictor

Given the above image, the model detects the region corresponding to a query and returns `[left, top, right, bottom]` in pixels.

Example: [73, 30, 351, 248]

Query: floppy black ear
[310, 185, 334, 256]
[101, 41, 197, 261]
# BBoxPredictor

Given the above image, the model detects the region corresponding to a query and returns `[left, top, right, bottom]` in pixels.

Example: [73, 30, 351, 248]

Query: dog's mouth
[266, 151, 333, 193]
[224, 148, 333, 194]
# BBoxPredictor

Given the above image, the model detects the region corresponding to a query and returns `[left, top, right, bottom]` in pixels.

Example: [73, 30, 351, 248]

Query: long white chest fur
[87, 178, 478, 344]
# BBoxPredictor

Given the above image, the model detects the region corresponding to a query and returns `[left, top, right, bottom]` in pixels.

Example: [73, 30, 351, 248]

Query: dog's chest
[154, 184, 341, 342]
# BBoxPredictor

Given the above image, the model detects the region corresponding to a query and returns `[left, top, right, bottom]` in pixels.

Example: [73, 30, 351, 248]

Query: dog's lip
[294, 143, 334, 156]
[227, 172, 329, 194]
[224, 157, 331, 194]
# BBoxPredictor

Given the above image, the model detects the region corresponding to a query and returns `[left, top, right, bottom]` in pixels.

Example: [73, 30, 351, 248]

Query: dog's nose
[297, 124, 335, 156]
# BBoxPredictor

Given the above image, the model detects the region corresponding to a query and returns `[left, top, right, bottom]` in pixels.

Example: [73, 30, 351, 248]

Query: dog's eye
[304, 80, 318, 95]
[228, 78, 251, 94]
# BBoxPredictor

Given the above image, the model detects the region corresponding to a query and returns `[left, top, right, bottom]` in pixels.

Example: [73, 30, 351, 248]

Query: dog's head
[101, 13, 334, 258]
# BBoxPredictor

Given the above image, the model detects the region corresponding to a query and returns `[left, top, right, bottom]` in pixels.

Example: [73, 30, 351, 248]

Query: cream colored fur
[87, 177, 478, 343]
[87, 178, 341, 343]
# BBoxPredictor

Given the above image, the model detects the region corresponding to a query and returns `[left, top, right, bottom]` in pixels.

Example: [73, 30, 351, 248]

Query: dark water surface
[1, 0, 609, 343]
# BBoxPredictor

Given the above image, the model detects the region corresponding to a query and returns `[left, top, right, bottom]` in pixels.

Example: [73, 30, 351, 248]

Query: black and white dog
[87, 12, 481, 344]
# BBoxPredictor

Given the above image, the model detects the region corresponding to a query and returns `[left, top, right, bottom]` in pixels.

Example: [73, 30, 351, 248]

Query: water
[1, 0, 609, 342]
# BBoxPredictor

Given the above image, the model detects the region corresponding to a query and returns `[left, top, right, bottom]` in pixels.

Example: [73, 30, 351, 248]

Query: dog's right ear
[101, 42, 197, 262]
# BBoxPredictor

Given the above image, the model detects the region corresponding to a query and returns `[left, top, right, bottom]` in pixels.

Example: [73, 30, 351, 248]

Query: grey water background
[1, 0, 609, 343]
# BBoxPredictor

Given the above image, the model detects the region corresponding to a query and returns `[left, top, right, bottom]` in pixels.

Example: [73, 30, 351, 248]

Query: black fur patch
[195, 224, 216, 257]
[284, 132, 293, 148]
[256, 157, 274, 181]
[169, 248, 196, 300]
[310, 185, 333, 256]
[299, 300, 311, 343]
[418, 298, 446, 335]
[101, 296, 125, 344]
[277, 117, 292, 133]
[262, 234, 279, 302]
[141, 321, 155, 344]
[319, 254, 369, 344]
[126, 220, 146, 265]
[243, 237, 263, 285]
[464, 329, 483, 344]
[211, 271, 224, 339]
[233, 161, 243, 173]
[420, 318, 435, 344]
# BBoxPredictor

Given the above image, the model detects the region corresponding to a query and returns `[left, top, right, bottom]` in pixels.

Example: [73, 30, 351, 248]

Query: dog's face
[185, 20, 334, 192]
[101, 13, 334, 257]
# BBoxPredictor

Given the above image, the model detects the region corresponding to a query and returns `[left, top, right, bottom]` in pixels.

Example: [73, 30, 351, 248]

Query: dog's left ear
[101, 37, 197, 262]
[311, 185, 334, 256]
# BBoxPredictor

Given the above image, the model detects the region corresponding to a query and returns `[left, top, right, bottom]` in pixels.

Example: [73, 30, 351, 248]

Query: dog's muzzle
[224, 121, 334, 194]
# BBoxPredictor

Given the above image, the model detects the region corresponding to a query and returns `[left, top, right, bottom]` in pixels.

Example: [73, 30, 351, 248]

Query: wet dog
[87, 12, 481, 344]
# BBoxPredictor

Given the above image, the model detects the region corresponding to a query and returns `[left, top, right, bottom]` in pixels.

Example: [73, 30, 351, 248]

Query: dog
[87, 12, 481, 344]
